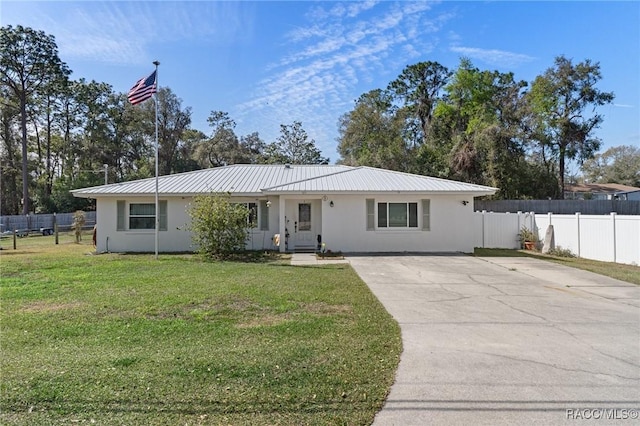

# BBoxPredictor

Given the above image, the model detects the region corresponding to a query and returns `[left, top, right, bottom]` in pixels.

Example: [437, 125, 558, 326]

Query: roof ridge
[261, 165, 356, 191]
[357, 166, 497, 190]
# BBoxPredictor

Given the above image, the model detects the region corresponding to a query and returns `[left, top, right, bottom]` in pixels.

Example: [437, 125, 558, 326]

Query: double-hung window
[117, 200, 167, 231]
[236, 201, 270, 230]
[366, 199, 430, 230]
[377, 202, 418, 228]
[129, 203, 155, 229]
[245, 202, 258, 228]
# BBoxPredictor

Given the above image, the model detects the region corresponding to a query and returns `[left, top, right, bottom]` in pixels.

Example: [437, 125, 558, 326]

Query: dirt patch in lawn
[21, 301, 85, 313]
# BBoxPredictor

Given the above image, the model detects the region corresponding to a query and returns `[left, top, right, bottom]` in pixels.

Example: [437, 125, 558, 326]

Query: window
[366, 199, 374, 231]
[298, 203, 311, 231]
[376, 202, 418, 228]
[119, 201, 167, 231]
[247, 202, 258, 228]
[235, 202, 258, 228]
[259, 200, 269, 231]
[117, 200, 125, 231]
[422, 199, 430, 231]
[129, 203, 155, 229]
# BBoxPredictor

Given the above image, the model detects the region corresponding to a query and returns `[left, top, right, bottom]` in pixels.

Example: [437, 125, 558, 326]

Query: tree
[265, 121, 328, 164]
[388, 61, 451, 146]
[142, 87, 191, 175]
[239, 132, 267, 164]
[173, 129, 206, 173]
[1, 25, 70, 214]
[186, 193, 251, 259]
[0, 85, 21, 214]
[582, 145, 640, 186]
[337, 89, 407, 170]
[430, 58, 551, 197]
[529, 56, 614, 198]
[195, 111, 250, 167]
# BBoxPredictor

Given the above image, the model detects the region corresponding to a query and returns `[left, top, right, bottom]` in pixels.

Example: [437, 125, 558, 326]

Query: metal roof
[72, 164, 497, 198]
[263, 166, 497, 194]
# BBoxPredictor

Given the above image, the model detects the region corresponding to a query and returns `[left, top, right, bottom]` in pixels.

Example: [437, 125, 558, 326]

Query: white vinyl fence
[474, 211, 640, 266]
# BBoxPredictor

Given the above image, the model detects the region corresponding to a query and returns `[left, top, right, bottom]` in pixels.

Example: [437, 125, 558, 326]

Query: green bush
[547, 246, 576, 258]
[186, 193, 250, 259]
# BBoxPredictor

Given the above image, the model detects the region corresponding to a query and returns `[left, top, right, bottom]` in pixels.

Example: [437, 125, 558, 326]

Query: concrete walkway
[290, 252, 349, 266]
[348, 255, 640, 425]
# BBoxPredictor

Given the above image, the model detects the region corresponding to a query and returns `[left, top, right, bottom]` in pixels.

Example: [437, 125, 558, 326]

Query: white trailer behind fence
[474, 211, 640, 266]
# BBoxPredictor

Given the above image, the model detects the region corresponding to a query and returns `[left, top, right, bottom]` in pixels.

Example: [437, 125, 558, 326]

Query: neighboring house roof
[565, 183, 640, 194]
[72, 164, 497, 198]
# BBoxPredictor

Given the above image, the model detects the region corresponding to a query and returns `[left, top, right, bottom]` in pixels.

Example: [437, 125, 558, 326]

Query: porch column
[279, 195, 286, 253]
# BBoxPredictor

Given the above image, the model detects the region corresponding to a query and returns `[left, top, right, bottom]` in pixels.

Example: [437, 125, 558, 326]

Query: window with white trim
[118, 200, 167, 231]
[129, 203, 155, 229]
[366, 199, 430, 230]
[377, 202, 418, 228]
[234, 202, 270, 230]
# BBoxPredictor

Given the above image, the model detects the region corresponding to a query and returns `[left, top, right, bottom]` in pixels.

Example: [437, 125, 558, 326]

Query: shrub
[186, 193, 250, 259]
[547, 246, 576, 258]
[72, 210, 86, 243]
[518, 226, 538, 248]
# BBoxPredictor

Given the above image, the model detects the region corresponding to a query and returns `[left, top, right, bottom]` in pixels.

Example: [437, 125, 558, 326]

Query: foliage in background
[264, 121, 329, 165]
[186, 193, 251, 259]
[1, 24, 70, 215]
[528, 56, 614, 197]
[0, 26, 327, 216]
[581, 145, 640, 187]
[337, 56, 615, 200]
[0, 24, 619, 215]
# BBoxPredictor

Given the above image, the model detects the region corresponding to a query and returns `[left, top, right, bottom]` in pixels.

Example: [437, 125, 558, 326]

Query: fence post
[530, 212, 536, 237]
[54, 213, 59, 245]
[575, 212, 581, 258]
[13, 229, 16, 250]
[482, 210, 487, 248]
[611, 212, 617, 263]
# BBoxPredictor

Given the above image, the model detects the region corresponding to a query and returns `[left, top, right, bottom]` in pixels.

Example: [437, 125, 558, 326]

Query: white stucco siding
[96, 196, 280, 253]
[95, 197, 192, 253]
[95, 193, 477, 253]
[320, 194, 476, 253]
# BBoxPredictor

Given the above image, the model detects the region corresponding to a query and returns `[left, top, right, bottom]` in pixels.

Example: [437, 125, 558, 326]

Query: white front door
[294, 202, 314, 248]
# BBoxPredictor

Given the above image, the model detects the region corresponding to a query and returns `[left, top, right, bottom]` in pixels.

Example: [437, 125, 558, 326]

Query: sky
[3, 1, 639, 165]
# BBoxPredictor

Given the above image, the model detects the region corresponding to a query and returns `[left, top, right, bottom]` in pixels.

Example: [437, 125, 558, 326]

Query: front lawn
[1, 240, 401, 425]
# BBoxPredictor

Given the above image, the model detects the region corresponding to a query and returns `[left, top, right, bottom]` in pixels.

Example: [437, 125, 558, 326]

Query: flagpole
[153, 60, 160, 260]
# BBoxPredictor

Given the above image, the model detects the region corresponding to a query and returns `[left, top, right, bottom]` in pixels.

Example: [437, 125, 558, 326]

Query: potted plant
[518, 226, 538, 250]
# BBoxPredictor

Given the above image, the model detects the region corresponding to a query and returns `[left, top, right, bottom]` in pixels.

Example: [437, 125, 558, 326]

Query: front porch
[278, 196, 325, 253]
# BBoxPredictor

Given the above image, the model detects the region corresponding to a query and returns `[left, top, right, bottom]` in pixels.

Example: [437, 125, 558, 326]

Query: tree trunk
[46, 95, 53, 197]
[20, 94, 29, 215]
[558, 146, 566, 200]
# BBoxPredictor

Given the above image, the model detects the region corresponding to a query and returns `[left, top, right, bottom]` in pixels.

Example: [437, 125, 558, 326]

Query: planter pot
[523, 241, 536, 250]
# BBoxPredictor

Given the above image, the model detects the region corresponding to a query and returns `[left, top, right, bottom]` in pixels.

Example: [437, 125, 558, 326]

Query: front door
[294, 203, 314, 249]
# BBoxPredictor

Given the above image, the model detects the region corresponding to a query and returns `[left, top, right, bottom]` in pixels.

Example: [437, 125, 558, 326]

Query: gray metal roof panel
[263, 166, 497, 194]
[71, 164, 355, 197]
[71, 164, 497, 197]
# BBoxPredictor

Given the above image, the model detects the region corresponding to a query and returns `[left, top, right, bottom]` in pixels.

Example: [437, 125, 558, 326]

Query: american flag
[128, 70, 157, 105]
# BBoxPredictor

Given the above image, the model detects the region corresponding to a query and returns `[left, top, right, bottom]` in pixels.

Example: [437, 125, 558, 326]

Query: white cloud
[450, 46, 536, 68]
[4, 2, 252, 65]
[234, 1, 452, 155]
[235, 1, 454, 156]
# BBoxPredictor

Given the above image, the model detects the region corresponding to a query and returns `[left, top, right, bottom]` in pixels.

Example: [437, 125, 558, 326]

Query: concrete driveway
[347, 255, 640, 425]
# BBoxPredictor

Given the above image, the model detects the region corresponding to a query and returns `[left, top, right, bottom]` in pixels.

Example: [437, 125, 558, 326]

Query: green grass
[474, 248, 640, 285]
[1, 237, 401, 425]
